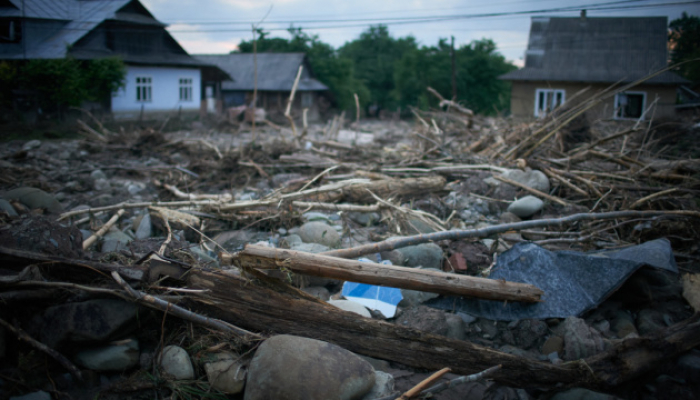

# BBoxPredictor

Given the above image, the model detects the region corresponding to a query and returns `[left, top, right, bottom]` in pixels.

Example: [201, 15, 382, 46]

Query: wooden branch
[58, 200, 223, 221]
[493, 175, 569, 207]
[230, 245, 543, 303]
[321, 210, 700, 259]
[82, 209, 125, 250]
[285, 65, 303, 140]
[398, 367, 451, 400]
[153, 180, 232, 201]
[186, 269, 700, 390]
[629, 188, 679, 209]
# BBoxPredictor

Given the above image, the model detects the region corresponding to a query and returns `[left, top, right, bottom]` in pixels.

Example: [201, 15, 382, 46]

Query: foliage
[237, 28, 369, 110]
[2, 57, 125, 112]
[669, 12, 700, 83]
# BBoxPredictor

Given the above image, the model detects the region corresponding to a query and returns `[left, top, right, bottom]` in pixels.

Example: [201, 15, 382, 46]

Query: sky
[141, 0, 699, 67]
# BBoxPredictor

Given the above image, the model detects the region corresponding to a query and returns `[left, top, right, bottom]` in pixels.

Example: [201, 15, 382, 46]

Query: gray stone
[636, 309, 665, 335]
[244, 335, 375, 400]
[160, 345, 194, 380]
[551, 388, 621, 400]
[298, 221, 341, 248]
[302, 286, 330, 301]
[90, 169, 107, 180]
[10, 391, 52, 400]
[507, 195, 544, 218]
[3, 187, 63, 214]
[329, 300, 372, 318]
[189, 246, 220, 267]
[542, 335, 564, 356]
[347, 211, 381, 226]
[74, 339, 139, 371]
[502, 169, 550, 193]
[100, 230, 132, 253]
[22, 139, 42, 151]
[395, 243, 443, 269]
[358, 355, 392, 373]
[290, 242, 330, 253]
[360, 371, 395, 400]
[94, 178, 111, 191]
[444, 313, 466, 341]
[40, 299, 138, 348]
[400, 288, 440, 307]
[134, 213, 152, 239]
[611, 310, 638, 338]
[457, 312, 477, 325]
[302, 211, 332, 223]
[204, 351, 247, 394]
[404, 217, 436, 234]
[676, 349, 700, 382]
[214, 230, 269, 252]
[0, 199, 18, 216]
[127, 182, 145, 195]
[280, 234, 303, 248]
[562, 317, 606, 361]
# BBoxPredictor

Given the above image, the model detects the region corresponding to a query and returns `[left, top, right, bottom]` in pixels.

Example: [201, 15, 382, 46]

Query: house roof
[195, 53, 329, 92]
[501, 16, 688, 85]
[0, 0, 225, 72]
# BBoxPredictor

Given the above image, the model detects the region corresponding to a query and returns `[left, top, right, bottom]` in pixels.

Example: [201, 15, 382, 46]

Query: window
[534, 89, 565, 117]
[614, 92, 646, 119]
[0, 19, 21, 43]
[301, 92, 313, 108]
[136, 77, 152, 102]
[179, 78, 192, 102]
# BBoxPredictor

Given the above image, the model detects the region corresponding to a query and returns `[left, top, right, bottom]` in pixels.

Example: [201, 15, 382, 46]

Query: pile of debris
[1, 99, 700, 399]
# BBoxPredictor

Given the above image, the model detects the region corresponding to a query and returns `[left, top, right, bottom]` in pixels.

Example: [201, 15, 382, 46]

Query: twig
[285, 65, 303, 141]
[0, 317, 83, 381]
[153, 180, 232, 201]
[58, 200, 224, 221]
[417, 365, 501, 398]
[398, 367, 451, 400]
[629, 188, 679, 209]
[111, 271, 260, 340]
[82, 209, 125, 250]
[493, 175, 569, 207]
[354, 93, 360, 125]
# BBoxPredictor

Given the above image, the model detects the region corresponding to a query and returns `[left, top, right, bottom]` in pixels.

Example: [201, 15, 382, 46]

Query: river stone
[347, 211, 381, 226]
[40, 299, 138, 348]
[562, 317, 606, 361]
[244, 335, 375, 400]
[507, 195, 544, 218]
[100, 230, 132, 253]
[0, 199, 18, 216]
[134, 213, 152, 239]
[22, 139, 42, 151]
[160, 345, 194, 380]
[298, 221, 341, 248]
[204, 351, 247, 394]
[302, 286, 330, 301]
[551, 388, 622, 400]
[328, 300, 372, 318]
[3, 187, 63, 214]
[360, 371, 395, 400]
[395, 243, 443, 269]
[74, 339, 140, 371]
[502, 169, 550, 193]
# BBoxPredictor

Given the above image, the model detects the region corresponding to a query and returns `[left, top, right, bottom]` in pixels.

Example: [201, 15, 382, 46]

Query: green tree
[338, 25, 417, 114]
[669, 12, 700, 83]
[237, 27, 369, 111]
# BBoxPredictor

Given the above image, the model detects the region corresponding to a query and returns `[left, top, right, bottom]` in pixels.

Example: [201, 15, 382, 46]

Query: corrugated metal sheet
[501, 16, 688, 85]
[195, 53, 328, 92]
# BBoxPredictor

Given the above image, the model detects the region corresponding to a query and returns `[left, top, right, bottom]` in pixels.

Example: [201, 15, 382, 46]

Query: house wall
[221, 90, 326, 121]
[111, 65, 201, 117]
[510, 81, 677, 120]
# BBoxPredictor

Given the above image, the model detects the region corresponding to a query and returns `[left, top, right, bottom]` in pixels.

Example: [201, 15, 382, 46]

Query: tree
[237, 28, 369, 111]
[669, 12, 700, 83]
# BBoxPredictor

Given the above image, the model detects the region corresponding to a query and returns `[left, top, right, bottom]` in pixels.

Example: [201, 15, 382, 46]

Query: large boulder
[244, 335, 375, 400]
[2, 187, 63, 214]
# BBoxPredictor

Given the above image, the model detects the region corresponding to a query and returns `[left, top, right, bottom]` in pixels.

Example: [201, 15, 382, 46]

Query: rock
[498, 211, 521, 224]
[134, 213, 152, 239]
[404, 217, 436, 234]
[507, 195, 544, 218]
[289, 242, 330, 254]
[457, 312, 477, 325]
[676, 349, 700, 382]
[395, 243, 443, 269]
[551, 388, 622, 400]
[280, 234, 303, 248]
[0, 199, 18, 216]
[347, 211, 381, 226]
[298, 221, 341, 248]
[214, 230, 269, 252]
[509, 319, 549, 349]
[189, 246, 220, 267]
[74, 339, 140, 371]
[160, 345, 194, 380]
[682, 273, 700, 312]
[3, 187, 63, 214]
[562, 317, 606, 361]
[636, 309, 665, 335]
[40, 299, 138, 348]
[302, 286, 330, 301]
[360, 371, 395, 400]
[244, 335, 375, 400]
[379, 250, 406, 266]
[611, 310, 638, 338]
[204, 351, 247, 394]
[399, 288, 440, 307]
[358, 355, 392, 373]
[302, 211, 333, 223]
[0, 217, 83, 258]
[9, 391, 52, 400]
[126, 182, 145, 195]
[501, 169, 550, 193]
[93, 178, 111, 191]
[444, 313, 467, 341]
[90, 169, 107, 180]
[100, 229, 132, 253]
[329, 300, 372, 318]
[22, 139, 42, 151]
[397, 306, 465, 339]
[541, 335, 564, 356]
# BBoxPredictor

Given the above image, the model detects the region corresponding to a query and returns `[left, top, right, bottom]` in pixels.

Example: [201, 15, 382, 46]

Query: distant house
[195, 53, 330, 121]
[501, 13, 688, 119]
[0, 0, 229, 118]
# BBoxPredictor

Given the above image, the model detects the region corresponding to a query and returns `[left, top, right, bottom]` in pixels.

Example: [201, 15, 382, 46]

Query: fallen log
[340, 176, 446, 203]
[186, 269, 700, 390]
[228, 245, 543, 303]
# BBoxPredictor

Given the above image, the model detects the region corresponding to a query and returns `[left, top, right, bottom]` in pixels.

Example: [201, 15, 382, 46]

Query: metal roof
[501, 16, 688, 85]
[195, 53, 329, 92]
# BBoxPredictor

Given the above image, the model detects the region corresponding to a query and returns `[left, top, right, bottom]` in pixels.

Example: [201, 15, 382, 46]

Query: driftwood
[340, 176, 446, 203]
[229, 245, 543, 302]
[186, 268, 700, 390]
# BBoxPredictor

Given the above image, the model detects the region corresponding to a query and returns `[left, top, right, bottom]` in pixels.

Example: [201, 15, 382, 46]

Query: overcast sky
[141, 0, 698, 66]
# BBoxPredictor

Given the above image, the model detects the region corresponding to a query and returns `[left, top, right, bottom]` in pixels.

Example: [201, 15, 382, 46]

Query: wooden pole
[451, 36, 457, 100]
[232, 245, 543, 303]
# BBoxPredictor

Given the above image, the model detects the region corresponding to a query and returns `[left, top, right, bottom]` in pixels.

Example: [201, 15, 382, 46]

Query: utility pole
[451, 36, 457, 100]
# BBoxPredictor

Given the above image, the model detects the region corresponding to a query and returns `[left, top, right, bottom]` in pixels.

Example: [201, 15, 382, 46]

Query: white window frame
[534, 88, 565, 117]
[136, 76, 152, 102]
[179, 78, 193, 102]
[613, 91, 647, 120]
